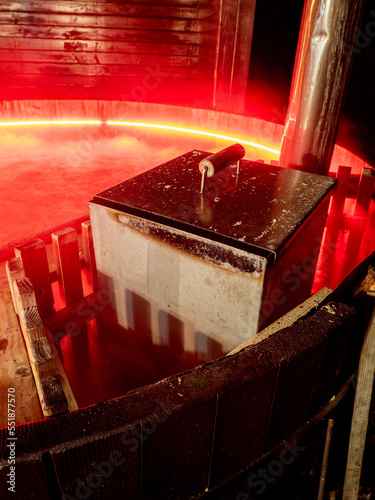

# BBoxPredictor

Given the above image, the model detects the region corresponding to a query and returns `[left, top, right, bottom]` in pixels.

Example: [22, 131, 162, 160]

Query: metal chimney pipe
[279, 0, 366, 176]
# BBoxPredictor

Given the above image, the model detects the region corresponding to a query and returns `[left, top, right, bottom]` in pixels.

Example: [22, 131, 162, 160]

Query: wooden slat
[5, 257, 25, 314]
[0, 292, 43, 427]
[30, 337, 54, 370]
[343, 296, 375, 500]
[50, 427, 140, 499]
[229, 0, 257, 111]
[19, 306, 48, 347]
[214, 0, 239, 109]
[198, 12, 219, 31]
[43, 0, 200, 3]
[214, 0, 256, 113]
[98, 53, 198, 67]
[13, 277, 36, 311]
[308, 303, 355, 414]
[0, 13, 200, 32]
[14, 239, 54, 317]
[48, 334, 79, 413]
[198, 44, 217, 64]
[263, 302, 356, 452]
[200, 30, 219, 46]
[141, 394, 216, 499]
[34, 0, 200, 3]
[0, 85, 197, 104]
[0, 25, 200, 44]
[18, 305, 68, 417]
[81, 221, 98, 291]
[0, 73, 197, 88]
[0, 1, 201, 19]
[353, 168, 375, 217]
[4, 246, 78, 417]
[38, 375, 68, 416]
[209, 357, 277, 488]
[330, 165, 352, 215]
[197, 59, 215, 80]
[344, 215, 368, 260]
[43, 291, 101, 334]
[0, 50, 198, 67]
[198, 3, 219, 19]
[0, 62, 197, 79]
[0, 38, 200, 56]
[0, 80, 197, 95]
[197, 26, 218, 101]
[52, 227, 83, 307]
[0, 454, 52, 500]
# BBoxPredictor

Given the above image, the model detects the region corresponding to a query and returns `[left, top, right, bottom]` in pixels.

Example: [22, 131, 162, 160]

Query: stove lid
[92, 150, 337, 262]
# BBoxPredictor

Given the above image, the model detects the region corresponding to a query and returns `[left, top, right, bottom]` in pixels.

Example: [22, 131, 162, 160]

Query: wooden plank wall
[0, 0, 209, 105]
[213, 0, 257, 114]
[196, 0, 220, 106]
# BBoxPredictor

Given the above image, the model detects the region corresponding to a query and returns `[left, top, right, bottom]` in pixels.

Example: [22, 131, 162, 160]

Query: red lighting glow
[107, 121, 281, 156]
[0, 119, 281, 156]
[0, 120, 102, 127]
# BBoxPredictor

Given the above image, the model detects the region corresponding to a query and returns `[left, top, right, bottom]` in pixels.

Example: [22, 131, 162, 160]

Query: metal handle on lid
[199, 143, 245, 193]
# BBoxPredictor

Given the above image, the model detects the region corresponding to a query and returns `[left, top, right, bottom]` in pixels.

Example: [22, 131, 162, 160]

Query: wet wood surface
[0, 290, 43, 427]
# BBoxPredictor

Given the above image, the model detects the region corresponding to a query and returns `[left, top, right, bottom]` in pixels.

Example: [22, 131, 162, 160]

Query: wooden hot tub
[0, 0, 375, 498]
[0, 100, 375, 499]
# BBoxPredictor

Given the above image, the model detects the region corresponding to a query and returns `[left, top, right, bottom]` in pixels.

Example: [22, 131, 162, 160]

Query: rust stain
[108, 207, 124, 224]
[116, 212, 265, 278]
[0, 338, 8, 353]
[15, 366, 31, 378]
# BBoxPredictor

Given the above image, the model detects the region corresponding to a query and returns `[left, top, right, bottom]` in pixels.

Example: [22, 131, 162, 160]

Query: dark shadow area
[59, 280, 224, 408]
[247, 0, 375, 165]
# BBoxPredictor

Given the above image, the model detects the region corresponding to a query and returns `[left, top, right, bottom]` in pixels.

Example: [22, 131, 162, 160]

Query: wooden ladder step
[14, 239, 54, 317]
[5, 257, 25, 314]
[52, 227, 84, 306]
[6, 259, 78, 418]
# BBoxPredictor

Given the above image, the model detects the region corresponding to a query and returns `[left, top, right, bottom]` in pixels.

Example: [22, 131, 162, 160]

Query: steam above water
[0, 131, 189, 245]
[0, 125, 280, 245]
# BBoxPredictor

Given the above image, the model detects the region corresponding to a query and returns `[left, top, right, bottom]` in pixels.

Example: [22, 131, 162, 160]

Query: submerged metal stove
[90, 150, 336, 362]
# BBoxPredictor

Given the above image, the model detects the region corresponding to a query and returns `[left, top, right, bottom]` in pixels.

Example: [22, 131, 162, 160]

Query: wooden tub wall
[0, 99, 372, 173]
[0, 290, 361, 499]
[1, 206, 373, 498]
[0, 0, 257, 113]
[0, 0, 373, 495]
[0, 100, 374, 497]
